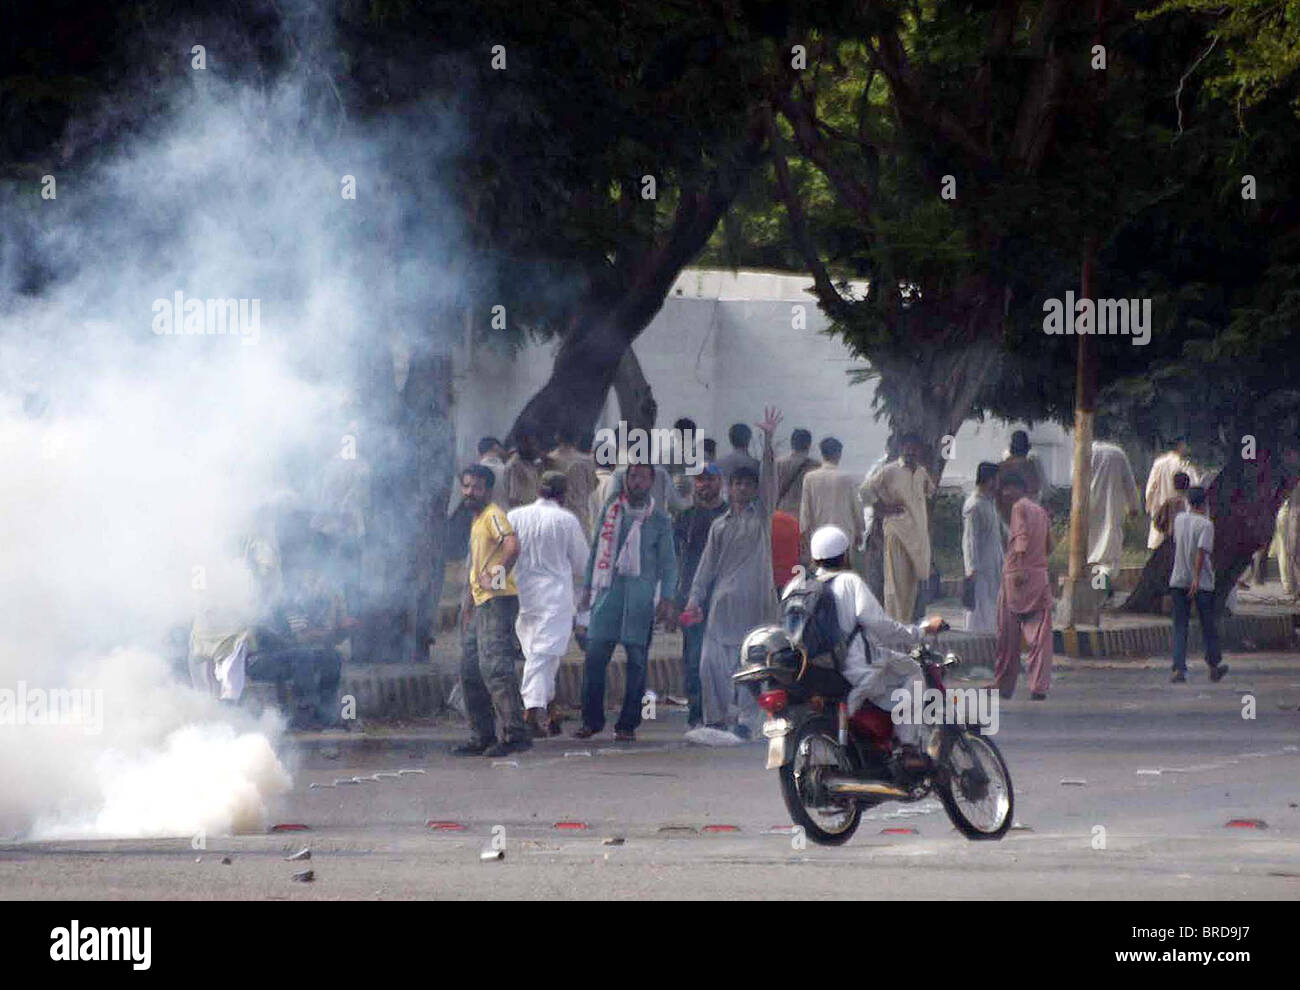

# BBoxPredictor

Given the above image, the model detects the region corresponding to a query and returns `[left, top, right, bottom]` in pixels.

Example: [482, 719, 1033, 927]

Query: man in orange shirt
[771, 510, 801, 593]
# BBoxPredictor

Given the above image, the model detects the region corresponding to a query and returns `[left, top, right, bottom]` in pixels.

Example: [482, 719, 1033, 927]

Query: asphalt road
[3, 653, 1299, 900]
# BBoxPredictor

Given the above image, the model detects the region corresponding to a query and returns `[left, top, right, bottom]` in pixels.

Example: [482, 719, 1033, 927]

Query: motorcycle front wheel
[936, 729, 1014, 840]
[778, 715, 862, 846]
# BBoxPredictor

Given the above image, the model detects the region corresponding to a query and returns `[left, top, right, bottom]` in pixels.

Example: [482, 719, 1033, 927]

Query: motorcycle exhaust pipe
[821, 774, 911, 799]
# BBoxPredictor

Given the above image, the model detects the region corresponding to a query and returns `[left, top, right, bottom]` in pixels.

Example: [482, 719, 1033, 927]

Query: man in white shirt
[1168, 487, 1229, 684]
[804, 526, 944, 760]
[861, 433, 936, 622]
[507, 472, 591, 734]
[1087, 439, 1140, 587]
[1146, 440, 1199, 550]
[800, 437, 863, 564]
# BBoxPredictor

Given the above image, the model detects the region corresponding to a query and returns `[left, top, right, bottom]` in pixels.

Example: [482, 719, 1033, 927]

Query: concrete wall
[451, 268, 1073, 491]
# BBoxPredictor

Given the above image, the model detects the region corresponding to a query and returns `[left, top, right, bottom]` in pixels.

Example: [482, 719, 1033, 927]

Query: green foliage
[1143, 0, 1300, 113]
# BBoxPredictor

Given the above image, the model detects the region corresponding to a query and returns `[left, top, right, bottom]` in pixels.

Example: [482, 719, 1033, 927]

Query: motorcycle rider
[801, 524, 946, 775]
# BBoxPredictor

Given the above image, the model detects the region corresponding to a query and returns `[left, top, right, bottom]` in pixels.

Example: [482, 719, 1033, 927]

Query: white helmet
[810, 525, 850, 561]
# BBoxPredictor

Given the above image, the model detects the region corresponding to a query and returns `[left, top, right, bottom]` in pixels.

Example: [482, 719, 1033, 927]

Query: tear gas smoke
[0, 48, 459, 838]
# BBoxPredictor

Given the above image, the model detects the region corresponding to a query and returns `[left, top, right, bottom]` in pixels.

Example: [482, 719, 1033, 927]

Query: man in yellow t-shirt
[454, 464, 530, 757]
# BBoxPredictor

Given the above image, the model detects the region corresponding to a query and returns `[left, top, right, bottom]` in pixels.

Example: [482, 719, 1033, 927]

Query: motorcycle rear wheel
[778, 715, 862, 846]
[936, 729, 1014, 840]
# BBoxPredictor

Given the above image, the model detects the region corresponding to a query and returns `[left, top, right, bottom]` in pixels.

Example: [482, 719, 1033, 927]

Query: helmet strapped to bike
[739, 625, 799, 671]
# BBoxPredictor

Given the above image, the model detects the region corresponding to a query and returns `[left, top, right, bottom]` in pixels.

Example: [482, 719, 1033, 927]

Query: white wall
[451, 268, 1074, 491]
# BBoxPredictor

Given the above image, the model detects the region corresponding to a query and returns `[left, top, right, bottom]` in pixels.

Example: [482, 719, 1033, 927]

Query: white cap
[810, 525, 850, 561]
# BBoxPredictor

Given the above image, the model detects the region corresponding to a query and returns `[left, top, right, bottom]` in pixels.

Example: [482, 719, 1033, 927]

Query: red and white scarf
[591, 493, 654, 595]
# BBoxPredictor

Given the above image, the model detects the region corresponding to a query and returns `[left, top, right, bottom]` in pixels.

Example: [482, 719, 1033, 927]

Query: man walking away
[992, 472, 1053, 700]
[508, 472, 590, 736]
[860, 435, 899, 602]
[1153, 471, 1190, 544]
[478, 437, 507, 497]
[1087, 439, 1140, 593]
[996, 430, 1044, 521]
[1169, 486, 1230, 684]
[800, 437, 863, 567]
[962, 462, 1005, 634]
[673, 463, 727, 727]
[683, 408, 783, 739]
[575, 462, 678, 742]
[547, 427, 599, 537]
[1146, 439, 1199, 550]
[717, 423, 760, 492]
[504, 430, 543, 509]
[453, 465, 532, 757]
[776, 428, 820, 515]
[862, 433, 934, 624]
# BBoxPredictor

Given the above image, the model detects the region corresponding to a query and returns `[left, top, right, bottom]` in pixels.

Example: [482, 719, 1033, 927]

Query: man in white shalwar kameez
[1145, 441, 1199, 550]
[962, 462, 1006, 633]
[1087, 440, 1140, 584]
[862, 433, 935, 622]
[683, 407, 783, 738]
[507, 472, 590, 736]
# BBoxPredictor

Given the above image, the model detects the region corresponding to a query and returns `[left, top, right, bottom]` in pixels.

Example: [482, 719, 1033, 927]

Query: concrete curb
[1050, 612, 1294, 659]
[256, 612, 1295, 719]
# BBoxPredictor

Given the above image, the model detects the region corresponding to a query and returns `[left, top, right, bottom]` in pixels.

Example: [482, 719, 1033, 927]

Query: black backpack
[780, 572, 869, 669]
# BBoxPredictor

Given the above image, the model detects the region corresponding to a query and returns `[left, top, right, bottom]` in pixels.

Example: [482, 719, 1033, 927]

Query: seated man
[247, 550, 350, 730]
[804, 525, 945, 773]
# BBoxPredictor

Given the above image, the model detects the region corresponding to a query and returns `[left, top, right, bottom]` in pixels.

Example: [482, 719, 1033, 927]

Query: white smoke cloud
[0, 52, 457, 838]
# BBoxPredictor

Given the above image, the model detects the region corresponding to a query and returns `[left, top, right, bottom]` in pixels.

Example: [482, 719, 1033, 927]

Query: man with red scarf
[573, 462, 677, 742]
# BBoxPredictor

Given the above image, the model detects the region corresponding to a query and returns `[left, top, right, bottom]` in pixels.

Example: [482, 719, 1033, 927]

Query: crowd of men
[187, 408, 1299, 743]
[452, 418, 1300, 755]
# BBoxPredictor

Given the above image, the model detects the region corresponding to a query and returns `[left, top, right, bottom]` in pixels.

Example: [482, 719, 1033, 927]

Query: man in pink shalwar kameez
[993, 472, 1054, 700]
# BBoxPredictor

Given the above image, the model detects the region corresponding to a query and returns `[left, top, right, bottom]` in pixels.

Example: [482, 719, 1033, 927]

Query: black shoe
[483, 738, 532, 758]
[1170, 670, 1187, 683]
[733, 724, 752, 741]
[1209, 663, 1229, 683]
[451, 740, 490, 756]
[572, 725, 598, 739]
[1029, 692, 1048, 700]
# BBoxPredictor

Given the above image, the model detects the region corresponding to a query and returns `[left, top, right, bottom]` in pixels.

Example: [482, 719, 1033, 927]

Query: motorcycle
[732, 623, 1014, 846]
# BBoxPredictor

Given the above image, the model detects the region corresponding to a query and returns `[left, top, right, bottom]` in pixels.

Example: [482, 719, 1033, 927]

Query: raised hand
[756, 406, 783, 437]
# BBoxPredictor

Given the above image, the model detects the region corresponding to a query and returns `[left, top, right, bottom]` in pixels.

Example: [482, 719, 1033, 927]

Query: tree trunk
[359, 338, 456, 662]
[400, 348, 456, 657]
[612, 345, 656, 432]
[508, 313, 632, 444]
[507, 121, 768, 445]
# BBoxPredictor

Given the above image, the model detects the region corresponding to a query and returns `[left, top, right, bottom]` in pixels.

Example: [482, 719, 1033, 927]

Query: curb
[1048, 612, 1293, 659]
[257, 612, 1295, 722]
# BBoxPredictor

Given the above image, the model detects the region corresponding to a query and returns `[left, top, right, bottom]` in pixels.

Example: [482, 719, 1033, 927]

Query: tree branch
[766, 109, 857, 327]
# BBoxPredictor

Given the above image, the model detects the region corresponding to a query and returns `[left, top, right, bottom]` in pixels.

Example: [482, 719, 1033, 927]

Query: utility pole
[1058, 0, 1109, 629]
[1059, 239, 1103, 628]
